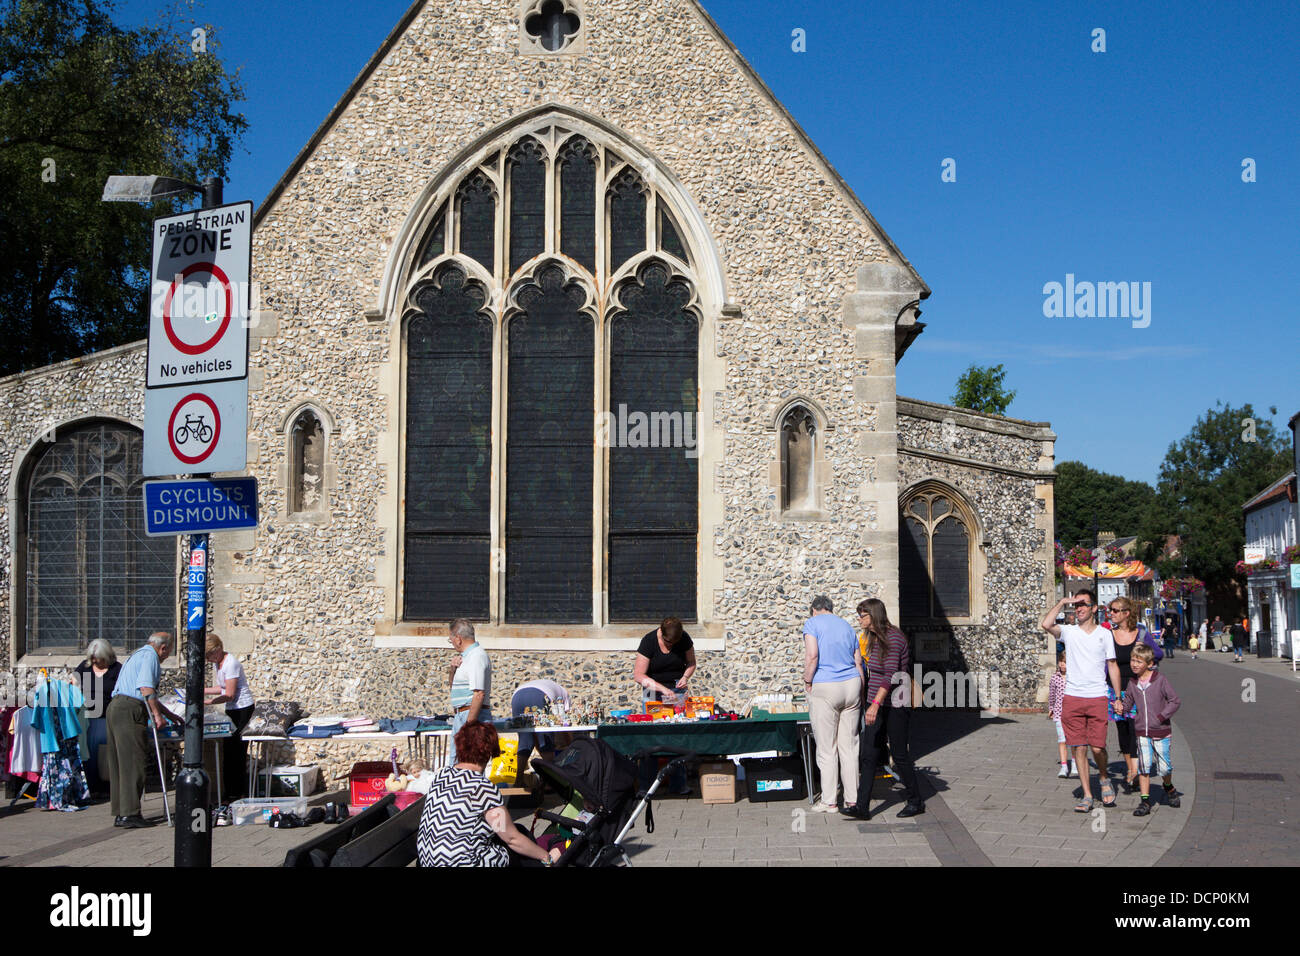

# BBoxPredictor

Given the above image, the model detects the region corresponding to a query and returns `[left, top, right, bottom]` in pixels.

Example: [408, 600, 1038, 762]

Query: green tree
[1138, 403, 1291, 595]
[0, 0, 246, 376]
[951, 363, 1016, 415]
[1054, 461, 1156, 548]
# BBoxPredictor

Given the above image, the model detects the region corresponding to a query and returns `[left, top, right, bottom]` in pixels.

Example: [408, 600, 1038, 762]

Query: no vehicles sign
[146, 201, 252, 389]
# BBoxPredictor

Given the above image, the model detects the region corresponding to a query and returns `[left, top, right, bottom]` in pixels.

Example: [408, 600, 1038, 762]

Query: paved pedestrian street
[2, 650, 1294, 867]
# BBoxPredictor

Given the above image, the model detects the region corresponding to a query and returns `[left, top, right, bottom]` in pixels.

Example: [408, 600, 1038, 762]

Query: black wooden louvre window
[609, 263, 698, 620]
[404, 265, 493, 620]
[506, 266, 593, 622]
[899, 492, 971, 621]
[24, 423, 174, 654]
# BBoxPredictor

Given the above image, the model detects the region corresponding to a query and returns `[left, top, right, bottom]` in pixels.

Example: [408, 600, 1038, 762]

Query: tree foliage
[951, 363, 1016, 415]
[1054, 460, 1156, 549]
[1137, 402, 1291, 593]
[0, 0, 246, 375]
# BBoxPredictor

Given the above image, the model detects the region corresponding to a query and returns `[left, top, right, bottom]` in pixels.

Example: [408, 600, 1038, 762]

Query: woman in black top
[633, 617, 696, 704]
[75, 639, 121, 796]
[1106, 597, 1162, 792]
[631, 617, 696, 795]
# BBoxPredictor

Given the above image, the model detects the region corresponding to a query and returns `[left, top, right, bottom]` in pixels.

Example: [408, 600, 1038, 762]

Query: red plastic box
[348, 761, 393, 808]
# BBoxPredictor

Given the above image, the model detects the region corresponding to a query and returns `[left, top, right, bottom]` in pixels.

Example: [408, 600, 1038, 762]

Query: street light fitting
[101, 175, 203, 203]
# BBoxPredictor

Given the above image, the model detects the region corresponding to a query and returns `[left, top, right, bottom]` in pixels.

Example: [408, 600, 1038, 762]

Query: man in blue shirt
[106, 632, 180, 828]
[445, 619, 492, 766]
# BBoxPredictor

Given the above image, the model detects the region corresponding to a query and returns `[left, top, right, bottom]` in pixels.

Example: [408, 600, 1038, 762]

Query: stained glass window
[24, 422, 175, 653]
[405, 264, 494, 620]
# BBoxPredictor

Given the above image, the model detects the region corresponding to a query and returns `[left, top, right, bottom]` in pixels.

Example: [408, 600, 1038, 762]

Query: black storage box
[741, 755, 806, 802]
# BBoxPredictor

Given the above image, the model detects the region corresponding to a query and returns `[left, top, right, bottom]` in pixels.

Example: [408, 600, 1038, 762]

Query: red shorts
[1061, 695, 1108, 749]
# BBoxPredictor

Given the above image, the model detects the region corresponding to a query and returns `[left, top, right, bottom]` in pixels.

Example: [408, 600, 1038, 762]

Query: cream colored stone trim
[372, 111, 728, 637]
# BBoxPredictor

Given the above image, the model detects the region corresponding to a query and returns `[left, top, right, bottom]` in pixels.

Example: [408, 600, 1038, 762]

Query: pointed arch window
[781, 406, 817, 513]
[21, 421, 175, 654]
[899, 486, 974, 622]
[288, 410, 326, 514]
[402, 127, 701, 627]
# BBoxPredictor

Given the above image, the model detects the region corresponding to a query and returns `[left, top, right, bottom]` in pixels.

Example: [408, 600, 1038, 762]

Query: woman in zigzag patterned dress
[417, 721, 560, 867]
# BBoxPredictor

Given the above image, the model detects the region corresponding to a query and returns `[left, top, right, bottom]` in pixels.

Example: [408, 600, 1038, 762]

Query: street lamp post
[104, 172, 224, 867]
[1092, 513, 1101, 618]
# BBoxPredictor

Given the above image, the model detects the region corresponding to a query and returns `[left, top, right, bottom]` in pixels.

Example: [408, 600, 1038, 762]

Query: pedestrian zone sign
[145, 202, 252, 389]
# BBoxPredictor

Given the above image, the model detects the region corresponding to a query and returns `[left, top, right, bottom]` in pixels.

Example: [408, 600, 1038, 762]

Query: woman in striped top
[855, 598, 925, 820]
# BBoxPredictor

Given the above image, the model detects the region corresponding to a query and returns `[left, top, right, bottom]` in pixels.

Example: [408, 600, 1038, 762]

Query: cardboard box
[699, 761, 738, 804]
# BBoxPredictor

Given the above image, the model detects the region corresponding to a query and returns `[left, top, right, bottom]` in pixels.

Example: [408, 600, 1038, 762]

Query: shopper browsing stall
[74, 639, 120, 795]
[106, 632, 182, 828]
[204, 634, 256, 800]
[446, 619, 492, 766]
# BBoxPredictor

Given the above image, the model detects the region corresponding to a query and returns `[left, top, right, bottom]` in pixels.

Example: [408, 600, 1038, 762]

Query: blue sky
[115, 0, 1300, 485]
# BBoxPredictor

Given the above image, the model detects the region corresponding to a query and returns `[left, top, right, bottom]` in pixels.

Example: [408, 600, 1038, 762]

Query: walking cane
[149, 719, 173, 827]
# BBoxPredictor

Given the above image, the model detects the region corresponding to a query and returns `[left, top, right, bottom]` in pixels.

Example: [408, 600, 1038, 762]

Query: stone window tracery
[899, 484, 977, 622]
[522, 0, 582, 54]
[402, 126, 700, 626]
[19, 421, 175, 655]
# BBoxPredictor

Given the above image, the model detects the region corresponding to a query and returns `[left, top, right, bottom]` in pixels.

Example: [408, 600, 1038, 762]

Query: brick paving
[908, 709, 1192, 867]
[1155, 652, 1300, 866]
[5, 653, 1293, 868]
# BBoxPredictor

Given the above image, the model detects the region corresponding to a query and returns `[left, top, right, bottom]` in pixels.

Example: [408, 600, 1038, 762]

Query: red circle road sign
[162, 262, 233, 356]
[166, 392, 222, 465]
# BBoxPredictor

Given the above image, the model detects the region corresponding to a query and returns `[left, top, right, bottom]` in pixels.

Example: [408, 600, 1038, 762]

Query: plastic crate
[229, 797, 309, 825]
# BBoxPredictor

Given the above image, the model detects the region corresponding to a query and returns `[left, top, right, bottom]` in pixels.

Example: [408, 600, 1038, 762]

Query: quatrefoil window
[524, 0, 580, 52]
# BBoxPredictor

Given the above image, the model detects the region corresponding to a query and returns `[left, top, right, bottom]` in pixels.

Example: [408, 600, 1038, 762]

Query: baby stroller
[530, 738, 695, 867]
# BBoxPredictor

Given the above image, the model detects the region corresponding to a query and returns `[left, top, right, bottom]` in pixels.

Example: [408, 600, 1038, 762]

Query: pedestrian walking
[1116, 643, 1181, 815]
[1048, 653, 1074, 778]
[1160, 617, 1177, 659]
[1041, 591, 1124, 812]
[1106, 596, 1163, 792]
[1210, 615, 1226, 652]
[1230, 619, 1248, 662]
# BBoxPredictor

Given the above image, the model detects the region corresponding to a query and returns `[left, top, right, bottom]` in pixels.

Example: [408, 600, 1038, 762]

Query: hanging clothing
[0, 705, 15, 786]
[8, 707, 42, 778]
[36, 737, 90, 811]
[31, 680, 88, 757]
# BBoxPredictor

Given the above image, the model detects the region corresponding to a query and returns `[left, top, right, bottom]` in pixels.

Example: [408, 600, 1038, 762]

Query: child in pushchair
[530, 739, 695, 867]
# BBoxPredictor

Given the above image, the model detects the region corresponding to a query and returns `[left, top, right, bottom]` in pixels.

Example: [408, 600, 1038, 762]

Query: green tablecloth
[595, 718, 804, 757]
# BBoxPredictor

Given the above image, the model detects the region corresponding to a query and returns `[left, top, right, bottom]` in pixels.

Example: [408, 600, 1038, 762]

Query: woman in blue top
[802, 595, 865, 816]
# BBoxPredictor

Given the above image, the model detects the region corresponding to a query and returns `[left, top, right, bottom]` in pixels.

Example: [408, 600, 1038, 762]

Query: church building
[1, 0, 1057, 727]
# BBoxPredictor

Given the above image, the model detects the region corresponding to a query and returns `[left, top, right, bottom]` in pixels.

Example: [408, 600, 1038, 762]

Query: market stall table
[595, 716, 815, 802]
[155, 726, 234, 807]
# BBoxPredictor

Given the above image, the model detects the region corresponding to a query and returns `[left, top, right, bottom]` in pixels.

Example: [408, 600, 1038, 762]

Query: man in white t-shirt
[1042, 590, 1123, 812]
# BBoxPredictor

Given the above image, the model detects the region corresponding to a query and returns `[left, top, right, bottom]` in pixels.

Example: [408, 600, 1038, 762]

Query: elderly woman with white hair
[74, 639, 120, 796]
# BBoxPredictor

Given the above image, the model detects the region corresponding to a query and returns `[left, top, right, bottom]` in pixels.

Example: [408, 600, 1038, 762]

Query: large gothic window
[402, 127, 700, 626]
[22, 422, 176, 654]
[899, 485, 974, 622]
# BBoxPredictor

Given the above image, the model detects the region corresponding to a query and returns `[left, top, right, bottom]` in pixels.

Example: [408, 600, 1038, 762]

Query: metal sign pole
[175, 530, 211, 865]
[174, 175, 222, 868]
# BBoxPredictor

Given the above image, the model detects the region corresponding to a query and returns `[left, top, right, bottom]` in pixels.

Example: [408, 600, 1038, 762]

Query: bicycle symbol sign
[166, 393, 222, 465]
